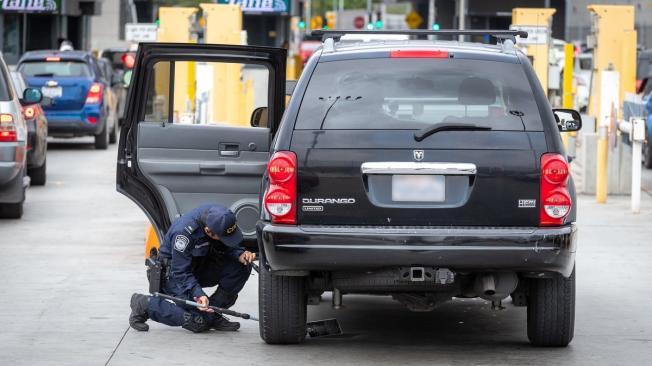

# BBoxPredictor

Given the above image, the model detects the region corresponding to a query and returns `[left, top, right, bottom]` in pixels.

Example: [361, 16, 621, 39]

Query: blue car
[17, 50, 118, 149]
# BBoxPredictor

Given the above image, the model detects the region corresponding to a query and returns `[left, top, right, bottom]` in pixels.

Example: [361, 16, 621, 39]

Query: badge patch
[174, 235, 190, 252]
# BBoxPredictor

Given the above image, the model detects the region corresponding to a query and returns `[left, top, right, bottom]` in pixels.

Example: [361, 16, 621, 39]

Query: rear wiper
[33, 73, 55, 77]
[414, 123, 492, 142]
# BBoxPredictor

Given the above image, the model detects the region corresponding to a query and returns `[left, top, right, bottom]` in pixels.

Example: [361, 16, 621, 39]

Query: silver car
[0, 53, 42, 218]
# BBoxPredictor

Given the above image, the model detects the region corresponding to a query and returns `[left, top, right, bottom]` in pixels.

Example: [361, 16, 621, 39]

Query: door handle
[219, 150, 239, 157]
[219, 143, 240, 157]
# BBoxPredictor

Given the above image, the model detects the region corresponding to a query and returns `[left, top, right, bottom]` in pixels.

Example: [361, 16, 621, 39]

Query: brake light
[540, 153, 571, 226]
[0, 114, 16, 142]
[86, 116, 98, 124]
[264, 151, 297, 224]
[390, 50, 449, 58]
[22, 105, 39, 120]
[46, 57, 61, 62]
[85, 83, 103, 104]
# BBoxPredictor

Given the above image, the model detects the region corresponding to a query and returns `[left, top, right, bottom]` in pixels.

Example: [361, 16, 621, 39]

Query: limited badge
[174, 235, 190, 252]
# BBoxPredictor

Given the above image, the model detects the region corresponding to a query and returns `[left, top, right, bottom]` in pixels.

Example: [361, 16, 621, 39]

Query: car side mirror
[250, 106, 268, 128]
[21, 87, 43, 106]
[285, 80, 297, 96]
[552, 108, 582, 132]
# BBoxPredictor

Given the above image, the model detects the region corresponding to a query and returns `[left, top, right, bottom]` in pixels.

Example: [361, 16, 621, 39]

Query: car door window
[143, 60, 269, 127]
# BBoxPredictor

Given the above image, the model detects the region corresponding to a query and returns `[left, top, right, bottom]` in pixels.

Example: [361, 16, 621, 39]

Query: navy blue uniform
[147, 204, 251, 332]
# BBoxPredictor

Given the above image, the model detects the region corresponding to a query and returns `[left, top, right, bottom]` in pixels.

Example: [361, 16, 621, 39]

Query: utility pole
[367, 0, 372, 27]
[428, 0, 435, 39]
[457, 0, 466, 42]
[306, 0, 312, 31]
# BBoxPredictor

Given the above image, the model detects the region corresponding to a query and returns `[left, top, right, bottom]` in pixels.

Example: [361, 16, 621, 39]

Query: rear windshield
[296, 58, 542, 131]
[19, 60, 91, 78]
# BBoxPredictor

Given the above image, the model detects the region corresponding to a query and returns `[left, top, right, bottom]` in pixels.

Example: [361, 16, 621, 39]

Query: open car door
[117, 43, 286, 246]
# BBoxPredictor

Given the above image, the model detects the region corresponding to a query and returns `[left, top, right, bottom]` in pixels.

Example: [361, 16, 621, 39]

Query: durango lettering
[302, 198, 356, 204]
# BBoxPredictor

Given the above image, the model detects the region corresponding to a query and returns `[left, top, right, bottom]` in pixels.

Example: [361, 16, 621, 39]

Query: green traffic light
[375, 20, 383, 29]
[298, 20, 306, 29]
[432, 23, 440, 30]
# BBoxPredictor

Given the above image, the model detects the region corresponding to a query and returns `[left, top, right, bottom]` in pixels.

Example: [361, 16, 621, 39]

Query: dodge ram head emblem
[413, 150, 424, 161]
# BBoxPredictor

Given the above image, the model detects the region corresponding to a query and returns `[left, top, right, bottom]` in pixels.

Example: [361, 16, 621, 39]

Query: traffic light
[375, 11, 382, 29]
[298, 20, 306, 29]
[432, 23, 440, 30]
[325, 11, 336, 30]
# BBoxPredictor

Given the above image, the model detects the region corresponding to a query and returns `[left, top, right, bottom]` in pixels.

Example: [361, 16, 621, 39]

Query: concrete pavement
[1, 138, 652, 365]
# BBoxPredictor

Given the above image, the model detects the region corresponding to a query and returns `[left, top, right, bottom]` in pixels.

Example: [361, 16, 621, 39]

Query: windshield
[19, 60, 91, 78]
[296, 58, 542, 131]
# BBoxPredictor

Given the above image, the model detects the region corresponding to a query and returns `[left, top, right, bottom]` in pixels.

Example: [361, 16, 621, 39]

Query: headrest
[458, 77, 497, 105]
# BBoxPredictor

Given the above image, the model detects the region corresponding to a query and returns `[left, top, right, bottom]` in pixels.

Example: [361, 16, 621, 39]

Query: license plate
[41, 86, 62, 98]
[392, 175, 445, 202]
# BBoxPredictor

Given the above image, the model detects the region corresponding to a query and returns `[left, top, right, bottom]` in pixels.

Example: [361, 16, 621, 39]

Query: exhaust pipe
[472, 272, 518, 301]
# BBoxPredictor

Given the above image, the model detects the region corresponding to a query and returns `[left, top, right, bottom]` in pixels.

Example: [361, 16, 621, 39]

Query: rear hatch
[291, 54, 545, 227]
[18, 59, 93, 111]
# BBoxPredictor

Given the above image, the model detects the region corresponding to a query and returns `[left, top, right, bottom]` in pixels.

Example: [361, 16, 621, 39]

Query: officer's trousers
[147, 258, 252, 330]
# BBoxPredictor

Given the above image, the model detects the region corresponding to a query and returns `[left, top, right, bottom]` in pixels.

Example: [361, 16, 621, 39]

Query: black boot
[211, 314, 240, 331]
[129, 293, 150, 332]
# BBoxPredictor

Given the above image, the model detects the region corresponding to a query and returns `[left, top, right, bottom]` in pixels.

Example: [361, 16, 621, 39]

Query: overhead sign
[125, 23, 158, 42]
[509, 25, 548, 45]
[405, 11, 423, 29]
[1, 0, 59, 13]
[217, 0, 288, 14]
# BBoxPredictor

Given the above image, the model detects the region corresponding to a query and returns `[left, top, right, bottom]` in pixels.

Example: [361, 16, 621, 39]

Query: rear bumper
[44, 107, 104, 136]
[258, 223, 577, 277]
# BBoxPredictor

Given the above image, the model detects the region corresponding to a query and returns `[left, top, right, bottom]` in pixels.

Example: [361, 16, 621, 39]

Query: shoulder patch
[174, 235, 190, 252]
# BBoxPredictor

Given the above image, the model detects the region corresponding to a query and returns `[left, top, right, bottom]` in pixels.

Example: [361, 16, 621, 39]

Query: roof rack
[310, 29, 528, 44]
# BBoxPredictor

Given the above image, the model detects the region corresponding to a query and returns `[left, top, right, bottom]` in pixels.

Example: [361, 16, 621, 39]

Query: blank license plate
[41, 86, 62, 98]
[392, 175, 445, 202]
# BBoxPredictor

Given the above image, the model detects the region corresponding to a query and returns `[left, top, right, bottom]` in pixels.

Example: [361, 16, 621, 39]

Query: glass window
[19, 61, 91, 78]
[0, 65, 11, 101]
[296, 58, 543, 131]
[143, 60, 269, 127]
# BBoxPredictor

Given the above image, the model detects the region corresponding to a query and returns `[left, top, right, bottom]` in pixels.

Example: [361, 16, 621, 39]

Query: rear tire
[259, 263, 307, 344]
[0, 202, 24, 219]
[28, 158, 46, 186]
[94, 120, 108, 150]
[527, 267, 575, 347]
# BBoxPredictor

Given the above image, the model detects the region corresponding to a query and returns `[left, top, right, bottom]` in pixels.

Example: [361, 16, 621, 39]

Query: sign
[1, 0, 59, 13]
[125, 23, 158, 43]
[405, 11, 422, 29]
[217, 0, 288, 14]
[509, 25, 548, 45]
[353, 16, 365, 29]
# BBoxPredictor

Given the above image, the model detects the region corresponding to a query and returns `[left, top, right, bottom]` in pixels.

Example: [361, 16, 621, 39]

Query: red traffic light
[121, 52, 136, 69]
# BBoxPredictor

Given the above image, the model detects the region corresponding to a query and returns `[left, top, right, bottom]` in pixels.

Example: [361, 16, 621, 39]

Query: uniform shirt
[159, 204, 245, 298]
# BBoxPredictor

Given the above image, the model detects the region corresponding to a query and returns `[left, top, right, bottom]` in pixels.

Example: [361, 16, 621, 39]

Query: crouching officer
[129, 203, 256, 333]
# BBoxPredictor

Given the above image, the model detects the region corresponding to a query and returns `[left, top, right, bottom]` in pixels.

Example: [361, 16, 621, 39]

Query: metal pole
[631, 118, 644, 213]
[457, 0, 466, 42]
[428, 0, 435, 38]
[367, 0, 372, 26]
[306, 0, 312, 31]
[338, 0, 343, 29]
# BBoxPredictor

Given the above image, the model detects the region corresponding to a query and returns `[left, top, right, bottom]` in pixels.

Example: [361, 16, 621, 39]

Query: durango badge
[174, 234, 189, 252]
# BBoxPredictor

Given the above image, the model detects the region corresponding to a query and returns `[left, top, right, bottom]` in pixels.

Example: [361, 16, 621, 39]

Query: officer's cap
[205, 205, 243, 248]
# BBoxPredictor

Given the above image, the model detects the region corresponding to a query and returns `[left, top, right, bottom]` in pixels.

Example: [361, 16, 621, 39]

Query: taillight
[22, 105, 39, 120]
[390, 50, 449, 58]
[0, 114, 16, 142]
[540, 153, 571, 226]
[85, 83, 103, 104]
[264, 151, 297, 224]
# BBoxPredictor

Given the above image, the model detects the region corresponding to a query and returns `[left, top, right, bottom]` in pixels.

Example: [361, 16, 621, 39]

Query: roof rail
[310, 29, 528, 44]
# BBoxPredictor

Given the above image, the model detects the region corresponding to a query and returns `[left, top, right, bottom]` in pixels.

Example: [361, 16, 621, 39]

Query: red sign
[353, 16, 365, 29]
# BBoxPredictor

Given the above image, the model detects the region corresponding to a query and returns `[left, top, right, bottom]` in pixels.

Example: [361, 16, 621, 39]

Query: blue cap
[205, 205, 243, 248]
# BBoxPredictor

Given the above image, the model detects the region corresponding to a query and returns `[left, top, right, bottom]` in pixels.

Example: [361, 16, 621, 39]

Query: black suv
[117, 30, 581, 347]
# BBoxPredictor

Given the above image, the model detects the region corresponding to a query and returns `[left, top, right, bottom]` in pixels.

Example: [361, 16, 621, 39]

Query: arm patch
[174, 235, 190, 252]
